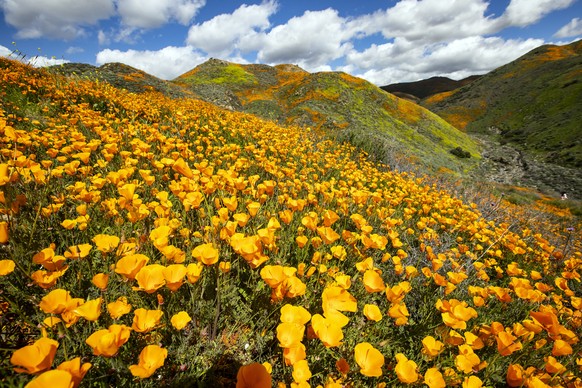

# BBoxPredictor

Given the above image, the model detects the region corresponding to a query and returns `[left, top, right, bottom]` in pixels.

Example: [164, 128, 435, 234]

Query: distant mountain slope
[49, 62, 193, 99]
[381, 75, 480, 100]
[423, 40, 582, 170]
[173, 59, 481, 175]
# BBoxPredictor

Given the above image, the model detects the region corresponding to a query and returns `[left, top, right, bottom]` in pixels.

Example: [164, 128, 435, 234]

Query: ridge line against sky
[1, 0, 581, 85]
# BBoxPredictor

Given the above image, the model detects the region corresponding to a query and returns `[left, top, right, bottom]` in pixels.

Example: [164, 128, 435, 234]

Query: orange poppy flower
[170, 311, 192, 330]
[186, 262, 204, 283]
[132, 308, 163, 333]
[92, 234, 120, 253]
[163, 264, 187, 291]
[363, 270, 385, 293]
[85, 324, 131, 357]
[388, 302, 409, 326]
[172, 157, 195, 179]
[551, 339, 572, 356]
[10, 337, 59, 374]
[292, 359, 311, 383]
[56, 357, 92, 388]
[363, 304, 383, 322]
[395, 353, 419, 383]
[32, 247, 66, 271]
[283, 343, 306, 366]
[455, 345, 480, 373]
[280, 304, 311, 325]
[0, 221, 8, 243]
[107, 297, 132, 319]
[506, 364, 525, 387]
[316, 226, 340, 244]
[134, 264, 166, 293]
[322, 286, 357, 315]
[0, 259, 15, 276]
[495, 331, 522, 356]
[236, 363, 271, 388]
[73, 298, 102, 321]
[422, 336, 444, 357]
[115, 253, 149, 280]
[424, 368, 446, 388]
[39, 288, 73, 314]
[276, 322, 305, 348]
[91, 273, 109, 290]
[63, 244, 92, 260]
[129, 345, 168, 378]
[311, 314, 344, 347]
[354, 342, 384, 377]
[24, 370, 73, 388]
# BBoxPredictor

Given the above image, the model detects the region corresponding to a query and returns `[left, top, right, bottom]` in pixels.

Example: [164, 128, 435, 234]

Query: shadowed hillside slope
[422, 40, 582, 196]
[381, 75, 480, 101]
[174, 59, 481, 175]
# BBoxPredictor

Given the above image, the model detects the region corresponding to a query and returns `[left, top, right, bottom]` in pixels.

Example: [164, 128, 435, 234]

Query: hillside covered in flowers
[0, 57, 580, 387]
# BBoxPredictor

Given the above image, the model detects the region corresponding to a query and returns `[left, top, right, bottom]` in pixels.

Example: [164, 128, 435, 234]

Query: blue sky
[1, 0, 581, 85]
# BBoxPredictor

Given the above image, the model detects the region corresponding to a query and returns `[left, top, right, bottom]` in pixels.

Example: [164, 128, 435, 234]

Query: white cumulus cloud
[255, 8, 353, 71]
[347, 36, 544, 85]
[501, 0, 574, 27]
[117, 0, 206, 29]
[0, 0, 115, 39]
[554, 18, 582, 38]
[95, 46, 206, 79]
[186, 1, 277, 56]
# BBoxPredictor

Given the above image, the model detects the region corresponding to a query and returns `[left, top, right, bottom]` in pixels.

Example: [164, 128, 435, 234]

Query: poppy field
[0, 57, 580, 387]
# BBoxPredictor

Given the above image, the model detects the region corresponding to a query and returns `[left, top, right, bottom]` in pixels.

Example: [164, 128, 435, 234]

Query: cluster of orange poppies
[0, 57, 580, 387]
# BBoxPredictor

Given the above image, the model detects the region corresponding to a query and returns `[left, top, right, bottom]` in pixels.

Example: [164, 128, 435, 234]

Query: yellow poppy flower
[292, 359, 311, 383]
[134, 264, 166, 293]
[91, 273, 109, 290]
[236, 363, 271, 388]
[280, 304, 311, 325]
[39, 288, 73, 314]
[107, 297, 132, 319]
[73, 298, 102, 321]
[424, 368, 446, 388]
[363, 270, 385, 293]
[422, 336, 444, 357]
[85, 324, 131, 357]
[10, 337, 59, 374]
[170, 311, 192, 330]
[115, 253, 149, 280]
[129, 345, 168, 378]
[363, 304, 383, 322]
[92, 234, 120, 253]
[24, 370, 73, 388]
[186, 262, 204, 283]
[283, 343, 306, 366]
[163, 264, 187, 291]
[395, 353, 419, 383]
[0, 259, 15, 275]
[192, 243, 219, 265]
[276, 322, 305, 348]
[354, 342, 384, 377]
[455, 345, 480, 374]
[311, 314, 343, 347]
[132, 308, 163, 333]
[56, 357, 92, 388]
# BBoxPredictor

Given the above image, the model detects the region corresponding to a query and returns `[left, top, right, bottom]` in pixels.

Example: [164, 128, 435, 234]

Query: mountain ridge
[421, 39, 582, 196]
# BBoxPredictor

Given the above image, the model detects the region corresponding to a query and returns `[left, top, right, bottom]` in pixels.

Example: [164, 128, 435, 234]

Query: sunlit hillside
[0, 57, 580, 387]
[174, 59, 481, 176]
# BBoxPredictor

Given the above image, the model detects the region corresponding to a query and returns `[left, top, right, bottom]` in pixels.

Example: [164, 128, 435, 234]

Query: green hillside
[424, 40, 582, 169]
[173, 59, 481, 175]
